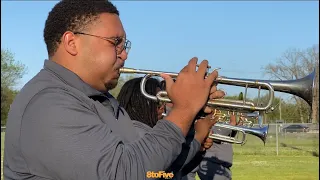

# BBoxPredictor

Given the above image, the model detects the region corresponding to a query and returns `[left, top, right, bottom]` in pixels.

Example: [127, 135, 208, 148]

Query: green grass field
[230, 133, 319, 180]
[1, 132, 319, 180]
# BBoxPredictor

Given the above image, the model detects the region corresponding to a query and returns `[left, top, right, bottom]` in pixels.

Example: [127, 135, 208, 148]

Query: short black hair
[117, 77, 161, 128]
[44, 0, 119, 57]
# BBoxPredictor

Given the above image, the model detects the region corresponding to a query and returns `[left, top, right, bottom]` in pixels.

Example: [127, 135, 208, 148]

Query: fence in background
[236, 123, 319, 156]
[252, 123, 319, 134]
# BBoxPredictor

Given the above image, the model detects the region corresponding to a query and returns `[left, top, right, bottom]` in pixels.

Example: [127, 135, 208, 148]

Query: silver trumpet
[161, 110, 268, 145]
[209, 123, 269, 145]
[119, 66, 315, 145]
[120, 67, 315, 111]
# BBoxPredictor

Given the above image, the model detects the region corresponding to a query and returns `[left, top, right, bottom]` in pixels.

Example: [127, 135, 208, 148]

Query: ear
[61, 31, 78, 56]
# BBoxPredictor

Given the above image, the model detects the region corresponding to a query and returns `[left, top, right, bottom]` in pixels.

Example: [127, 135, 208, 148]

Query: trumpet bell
[261, 69, 315, 107]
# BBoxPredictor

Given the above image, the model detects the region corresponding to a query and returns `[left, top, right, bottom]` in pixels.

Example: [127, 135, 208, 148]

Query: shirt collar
[43, 59, 123, 118]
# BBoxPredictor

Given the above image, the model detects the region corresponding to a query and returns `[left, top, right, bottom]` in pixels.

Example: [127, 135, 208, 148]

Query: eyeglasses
[74, 32, 131, 55]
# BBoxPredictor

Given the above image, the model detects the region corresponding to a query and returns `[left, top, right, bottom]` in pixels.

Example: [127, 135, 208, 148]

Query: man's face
[78, 13, 129, 91]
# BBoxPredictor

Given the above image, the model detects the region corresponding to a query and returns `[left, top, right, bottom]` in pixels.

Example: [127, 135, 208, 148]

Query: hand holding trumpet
[161, 57, 225, 137]
[194, 113, 219, 151]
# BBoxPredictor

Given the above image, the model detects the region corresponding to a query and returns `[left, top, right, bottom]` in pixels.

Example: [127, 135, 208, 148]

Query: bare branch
[263, 45, 319, 123]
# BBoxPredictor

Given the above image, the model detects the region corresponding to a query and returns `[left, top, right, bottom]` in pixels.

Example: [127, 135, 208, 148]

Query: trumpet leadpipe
[120, 67, 178, 77]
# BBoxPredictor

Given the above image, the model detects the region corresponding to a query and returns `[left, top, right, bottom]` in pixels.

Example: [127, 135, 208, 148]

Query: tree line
[1, 49, 27, 126]
[1, 45, 319, 126]
[224, 93, 312, 124]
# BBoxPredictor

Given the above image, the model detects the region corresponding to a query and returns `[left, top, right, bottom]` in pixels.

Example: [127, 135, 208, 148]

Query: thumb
[203, 106, 213, 114]
[210, 116, 218, 127]
[160, 73, 174, 93]
[210, 129, 214, 136]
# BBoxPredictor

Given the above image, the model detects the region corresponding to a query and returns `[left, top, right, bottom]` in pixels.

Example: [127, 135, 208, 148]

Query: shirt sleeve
[133, 120, 202, 176]
[182, 139, 201, 166]
[20, 88, 186, 180]
[179, 140, 204, 175]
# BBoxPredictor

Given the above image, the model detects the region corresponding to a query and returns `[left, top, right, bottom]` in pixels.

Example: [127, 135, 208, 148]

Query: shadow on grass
[280, 143, 319, 157]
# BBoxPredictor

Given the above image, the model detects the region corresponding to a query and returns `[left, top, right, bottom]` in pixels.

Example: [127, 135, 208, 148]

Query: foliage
[222, 92, 310, 123]
[1, 87, 19, 125]
[1, 49, 26, 88]
[1, 49, 27, 126]
[109, 74, 138, 98]
[238, 92, 243, 100]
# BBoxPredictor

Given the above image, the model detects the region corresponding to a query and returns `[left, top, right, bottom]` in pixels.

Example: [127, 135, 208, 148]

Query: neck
[49, 55, 105, 92]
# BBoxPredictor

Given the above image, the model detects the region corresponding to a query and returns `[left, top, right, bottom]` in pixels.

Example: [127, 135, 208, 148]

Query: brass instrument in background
[119, 66, 315, 145]
[209, 110, 266, 145]
[213, 110, 263, 128]
[208, 123, 269, 145]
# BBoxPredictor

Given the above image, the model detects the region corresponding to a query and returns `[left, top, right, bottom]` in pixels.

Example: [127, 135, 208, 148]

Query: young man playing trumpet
[3, 1, 226, 179]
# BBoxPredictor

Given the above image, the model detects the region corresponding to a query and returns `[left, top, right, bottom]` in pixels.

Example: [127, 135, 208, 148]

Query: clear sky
[1, 1, 319, 99]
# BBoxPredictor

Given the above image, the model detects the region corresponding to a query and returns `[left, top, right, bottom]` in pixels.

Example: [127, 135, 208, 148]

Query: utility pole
[280, 98, 282, 125]
[312, 65, 319, 124]
[276, 98, 281, 156]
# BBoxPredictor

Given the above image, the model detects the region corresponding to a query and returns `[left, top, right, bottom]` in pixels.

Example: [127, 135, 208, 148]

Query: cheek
[93, 51, 117, 72]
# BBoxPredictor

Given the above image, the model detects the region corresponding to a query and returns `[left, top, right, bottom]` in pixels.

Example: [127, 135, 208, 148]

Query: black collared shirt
[4, 60, 187, 180]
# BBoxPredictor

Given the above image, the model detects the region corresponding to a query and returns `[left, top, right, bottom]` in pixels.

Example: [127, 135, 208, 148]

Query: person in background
[184, 112, 243, 180]
[117, 77, 165, 127]
[117, 77, 218, 179]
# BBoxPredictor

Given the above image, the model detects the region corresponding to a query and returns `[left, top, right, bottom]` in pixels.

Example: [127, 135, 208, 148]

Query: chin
[105, 79, 119, 90]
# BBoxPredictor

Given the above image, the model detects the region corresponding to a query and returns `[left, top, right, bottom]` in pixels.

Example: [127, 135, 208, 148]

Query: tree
[1, 49, 27, 126]
[1, 49, 27, 88]
[250, 93, 310, 124]
[238, 92, 244, 100]
[1, 87, 19, 125]
[262, 45, 319, 123]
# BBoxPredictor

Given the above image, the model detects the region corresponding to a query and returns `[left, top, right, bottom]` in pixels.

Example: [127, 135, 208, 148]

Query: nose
[118, 49, 128, 61]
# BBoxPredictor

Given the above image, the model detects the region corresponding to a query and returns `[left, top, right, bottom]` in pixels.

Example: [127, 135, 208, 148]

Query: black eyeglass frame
[73, 32, 131, 55]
